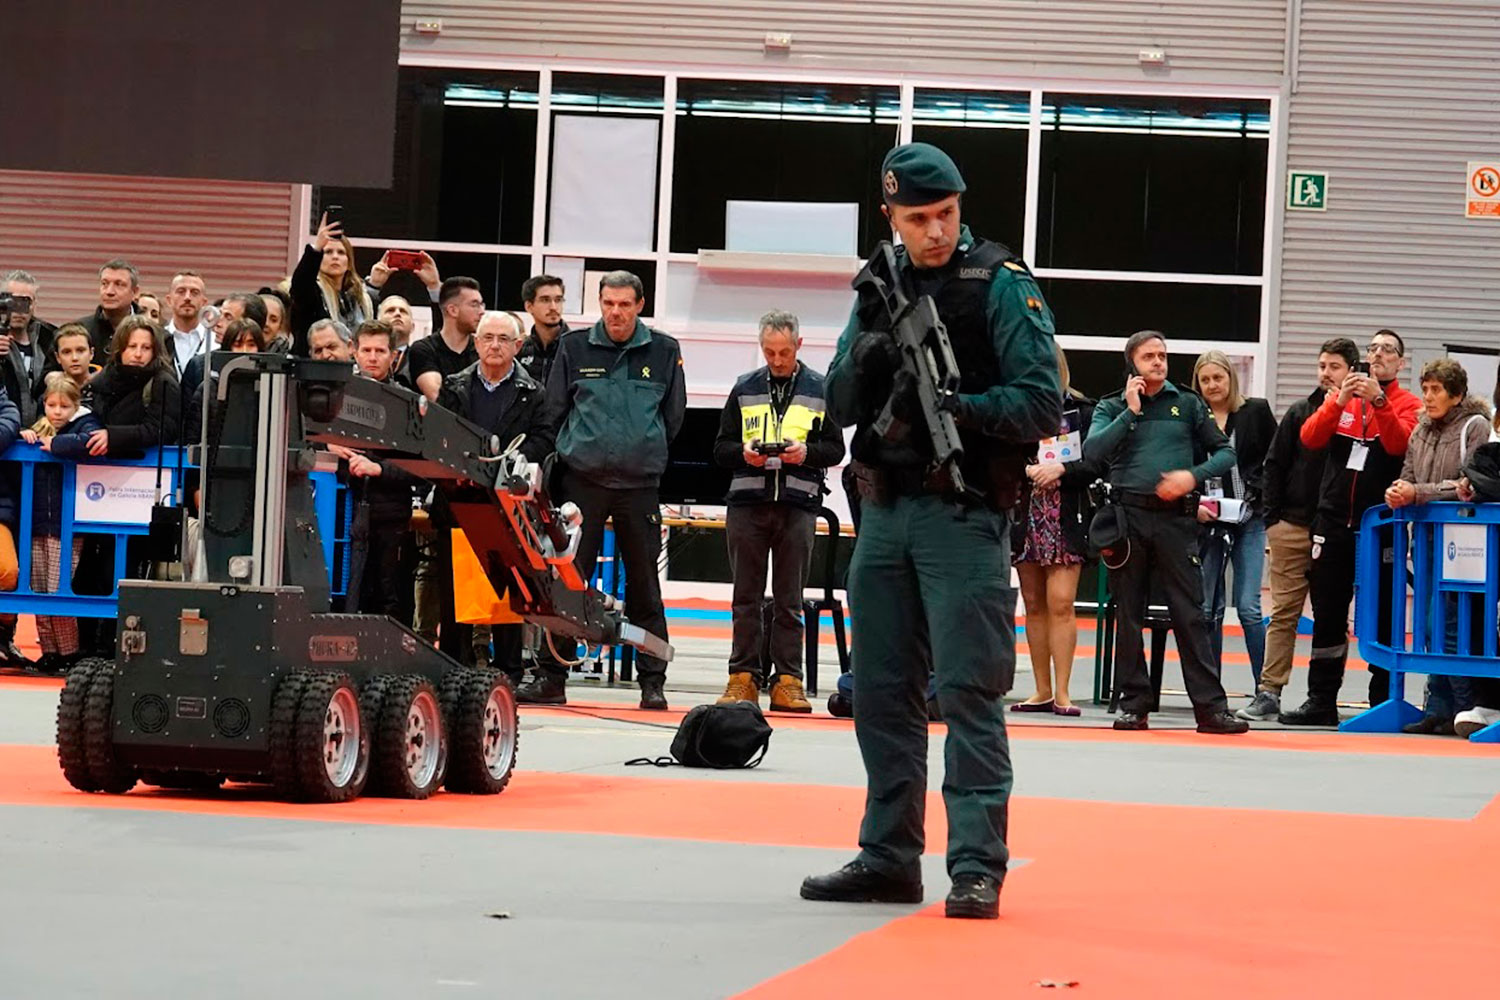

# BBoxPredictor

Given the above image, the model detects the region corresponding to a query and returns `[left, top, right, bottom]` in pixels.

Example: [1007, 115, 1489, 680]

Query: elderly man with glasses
[1279, 328, 1421, 726]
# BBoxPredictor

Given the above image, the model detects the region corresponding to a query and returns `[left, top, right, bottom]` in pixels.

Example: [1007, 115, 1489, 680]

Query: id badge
[1038, 429, 1083, 464]
[1204, 478, 1225, 499]
[1346, 443, 1369, 471]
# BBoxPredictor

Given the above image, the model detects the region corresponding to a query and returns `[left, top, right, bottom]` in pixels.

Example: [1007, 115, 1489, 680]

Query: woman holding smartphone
[1193, 350, 1278, 689]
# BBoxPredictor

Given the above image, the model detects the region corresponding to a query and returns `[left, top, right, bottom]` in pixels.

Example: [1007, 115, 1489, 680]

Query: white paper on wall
[549, 115, 659, 253]
[543, 256, 587, 316]
[724, 201, 859, 255]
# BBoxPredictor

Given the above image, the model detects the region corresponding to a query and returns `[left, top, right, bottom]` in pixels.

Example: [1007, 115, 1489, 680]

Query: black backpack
[627, 701, 772, 769]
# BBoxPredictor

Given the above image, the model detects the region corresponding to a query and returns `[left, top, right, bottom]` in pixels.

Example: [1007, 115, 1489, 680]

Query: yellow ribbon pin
[642, 366, 651, 378]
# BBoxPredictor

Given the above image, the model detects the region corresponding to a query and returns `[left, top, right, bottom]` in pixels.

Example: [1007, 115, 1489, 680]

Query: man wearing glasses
[435, 311, 555, 680]
[518, 274, 571, 387]
[1280, 328, 1420, 725]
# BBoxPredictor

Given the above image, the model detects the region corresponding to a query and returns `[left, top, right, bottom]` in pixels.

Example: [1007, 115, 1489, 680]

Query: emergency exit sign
[1287, 171, 1328, 211]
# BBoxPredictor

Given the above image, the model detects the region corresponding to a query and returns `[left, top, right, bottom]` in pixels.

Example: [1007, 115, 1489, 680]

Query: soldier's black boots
[639, 675, 668, 711]
[945, 873, 1001, 919]
[801, 860, 923, 904]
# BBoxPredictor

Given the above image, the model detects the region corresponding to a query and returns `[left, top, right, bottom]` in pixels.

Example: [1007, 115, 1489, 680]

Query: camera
[1354, 360, 1371, 376]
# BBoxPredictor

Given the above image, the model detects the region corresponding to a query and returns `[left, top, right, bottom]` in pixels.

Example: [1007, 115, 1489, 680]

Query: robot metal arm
[289, 358, 672, 661]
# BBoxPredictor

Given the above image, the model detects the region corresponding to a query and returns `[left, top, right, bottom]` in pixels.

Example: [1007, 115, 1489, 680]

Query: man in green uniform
[799, 143, 1060, 920]
[1085, 330, 1249, 734]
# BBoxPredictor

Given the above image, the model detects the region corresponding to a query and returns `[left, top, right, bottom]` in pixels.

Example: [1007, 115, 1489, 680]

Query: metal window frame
[296, 54, 1285, 395]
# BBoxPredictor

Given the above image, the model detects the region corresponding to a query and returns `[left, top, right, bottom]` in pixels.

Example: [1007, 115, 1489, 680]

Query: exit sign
[1287, 171, 1328, 211]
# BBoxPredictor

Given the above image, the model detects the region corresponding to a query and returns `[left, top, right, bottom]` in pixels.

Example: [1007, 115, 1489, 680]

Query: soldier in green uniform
[799, 143, 1061, 920]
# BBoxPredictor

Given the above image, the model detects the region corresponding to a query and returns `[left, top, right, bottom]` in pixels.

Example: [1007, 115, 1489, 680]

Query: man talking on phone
[1084, 330, 1247, 734]
[1279, 328, 1419, 725]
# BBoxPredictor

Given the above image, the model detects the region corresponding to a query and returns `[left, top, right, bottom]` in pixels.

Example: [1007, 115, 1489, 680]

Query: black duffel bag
[627, 701, 772, 769]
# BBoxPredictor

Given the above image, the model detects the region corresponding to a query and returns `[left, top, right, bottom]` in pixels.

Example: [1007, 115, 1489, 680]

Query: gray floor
[1, 621, 1491, 999]
[0, 809, 947, 1000]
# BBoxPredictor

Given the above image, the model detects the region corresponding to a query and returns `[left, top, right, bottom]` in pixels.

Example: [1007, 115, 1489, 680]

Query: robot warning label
[309, 636, 360, 662]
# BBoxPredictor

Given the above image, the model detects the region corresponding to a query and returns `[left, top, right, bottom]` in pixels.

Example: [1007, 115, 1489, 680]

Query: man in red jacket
[1280, 329, 1420, 725]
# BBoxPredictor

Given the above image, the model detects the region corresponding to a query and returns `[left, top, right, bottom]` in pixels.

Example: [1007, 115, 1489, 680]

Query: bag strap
[1459, 414, 1488, 466]
[624, 756, 679, 768]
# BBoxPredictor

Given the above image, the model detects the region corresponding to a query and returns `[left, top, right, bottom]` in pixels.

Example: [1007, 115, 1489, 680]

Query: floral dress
[1014, 481, 1083, 567]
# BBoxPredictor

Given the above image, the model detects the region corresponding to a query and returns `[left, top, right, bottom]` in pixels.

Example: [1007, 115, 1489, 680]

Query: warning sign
[1466, 161, 1500, 218]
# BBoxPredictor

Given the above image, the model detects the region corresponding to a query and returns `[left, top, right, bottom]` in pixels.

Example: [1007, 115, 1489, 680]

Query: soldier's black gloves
[888, 369, 920, 423]
[936, 390, 973, 426]
[851, 331, 902, 400]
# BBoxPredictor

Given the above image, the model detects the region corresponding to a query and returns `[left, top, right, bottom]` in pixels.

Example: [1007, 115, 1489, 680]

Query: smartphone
[324, 203, 344, 228]
[385, 250, 424, 271]
[1354, 360, 1371, 375]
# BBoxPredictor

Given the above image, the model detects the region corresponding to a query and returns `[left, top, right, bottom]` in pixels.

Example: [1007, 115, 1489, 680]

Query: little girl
[21, 372, 102, 674]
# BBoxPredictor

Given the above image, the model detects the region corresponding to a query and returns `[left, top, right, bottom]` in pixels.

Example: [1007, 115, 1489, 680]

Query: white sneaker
[1454, 706, 1500, 738]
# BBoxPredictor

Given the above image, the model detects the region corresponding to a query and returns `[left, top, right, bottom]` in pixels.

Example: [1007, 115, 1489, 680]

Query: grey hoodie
[1399, 395, 1494, 503]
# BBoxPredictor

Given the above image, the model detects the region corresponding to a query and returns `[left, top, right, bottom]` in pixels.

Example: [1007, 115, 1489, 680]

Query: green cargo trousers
[850, 493, 1016, 883]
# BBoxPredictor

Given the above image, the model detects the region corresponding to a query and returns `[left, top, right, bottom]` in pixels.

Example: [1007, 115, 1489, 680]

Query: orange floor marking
[740, 795, 1500, 1000]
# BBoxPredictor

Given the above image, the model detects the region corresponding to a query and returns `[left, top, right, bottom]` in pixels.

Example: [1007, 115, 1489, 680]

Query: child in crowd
[20, 372, 102, 674]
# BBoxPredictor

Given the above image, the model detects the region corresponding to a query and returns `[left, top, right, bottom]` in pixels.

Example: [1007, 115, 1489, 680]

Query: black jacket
[517, 324, 568, 388]
[71, 305, 135, 357]
[1211, 396, 1278, 514]
[1262, 387, 1326, 529]
[83, 363, 181, 454]
[712, 362, 845, 511]
[1011, 395, 1104, 559]
[438, 362, 554, 463]
[352, 379, 424, 526]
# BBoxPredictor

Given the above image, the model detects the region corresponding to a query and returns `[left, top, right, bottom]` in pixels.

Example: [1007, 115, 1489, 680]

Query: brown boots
[718, 672, 759, 704]
[769, 676, 812, 714]
[718, 673, 812, 713]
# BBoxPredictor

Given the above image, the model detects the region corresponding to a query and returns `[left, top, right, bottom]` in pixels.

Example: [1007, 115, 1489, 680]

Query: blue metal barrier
[1345, 503, 1500, 743]
[0, 444, 349, 619]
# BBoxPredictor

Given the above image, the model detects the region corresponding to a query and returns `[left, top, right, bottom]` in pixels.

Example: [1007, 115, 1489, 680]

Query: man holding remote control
[712, 310, 845, 713]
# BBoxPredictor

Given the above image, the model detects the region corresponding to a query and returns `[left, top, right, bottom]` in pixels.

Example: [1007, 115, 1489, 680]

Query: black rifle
[853, 241, 974, 499]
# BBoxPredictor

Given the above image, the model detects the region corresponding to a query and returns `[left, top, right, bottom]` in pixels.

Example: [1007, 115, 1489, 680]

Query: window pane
[911, 89, 1029, 252]
[1038, 278, 1260, 342]
[552, 73, 664, 112]
[317, 68, 539, 246]
[1037, 94, 1269, 275]
[671, 80, 900, 254]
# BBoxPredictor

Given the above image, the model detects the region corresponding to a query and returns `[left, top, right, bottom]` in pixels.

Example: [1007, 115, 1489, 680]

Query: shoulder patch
[957, 267, 993, 280]
[1002, 260, 1028, 272]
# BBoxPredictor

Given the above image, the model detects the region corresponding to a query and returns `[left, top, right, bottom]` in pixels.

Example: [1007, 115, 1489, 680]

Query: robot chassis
[55, 354, 673, 802]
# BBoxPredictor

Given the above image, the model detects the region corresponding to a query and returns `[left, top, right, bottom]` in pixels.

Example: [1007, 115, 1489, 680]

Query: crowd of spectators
[1, 219, 1497, 733]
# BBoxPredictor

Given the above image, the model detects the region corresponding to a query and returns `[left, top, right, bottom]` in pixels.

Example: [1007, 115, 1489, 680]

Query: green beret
[880, 142, 966, 206]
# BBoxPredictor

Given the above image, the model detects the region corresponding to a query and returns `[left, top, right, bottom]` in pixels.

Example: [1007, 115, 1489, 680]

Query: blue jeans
[1201, 515, 1267, 686]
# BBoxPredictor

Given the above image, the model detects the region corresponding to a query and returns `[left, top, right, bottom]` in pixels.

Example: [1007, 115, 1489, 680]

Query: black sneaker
[515, 673, 567, 705]
[800, 860, 923, 904]
[1196, 710, 1250, 735]
[945, 873, 1001, 919]
[1113, 711, 1149, 731]
[639, 676, 668, 711]
[1278, 698, 1340, 726]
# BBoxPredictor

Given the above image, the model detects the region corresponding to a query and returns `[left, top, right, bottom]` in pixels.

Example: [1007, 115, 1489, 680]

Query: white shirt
[167, 321, 209, 374]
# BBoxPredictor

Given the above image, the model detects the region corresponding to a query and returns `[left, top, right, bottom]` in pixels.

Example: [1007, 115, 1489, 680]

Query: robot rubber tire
[368, 674, 447, 799]
[443, 669, 519, 795]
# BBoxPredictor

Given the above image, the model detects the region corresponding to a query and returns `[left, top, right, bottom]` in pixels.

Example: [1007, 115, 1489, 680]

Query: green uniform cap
[880, 142, 966, 206]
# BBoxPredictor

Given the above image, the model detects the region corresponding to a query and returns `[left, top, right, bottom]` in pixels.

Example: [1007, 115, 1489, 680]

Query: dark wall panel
[6, 0, 400, 187]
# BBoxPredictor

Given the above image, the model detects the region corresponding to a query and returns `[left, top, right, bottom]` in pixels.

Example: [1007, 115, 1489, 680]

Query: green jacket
[1086, 380, 1235, 494]
[544, 319, 687, 489]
